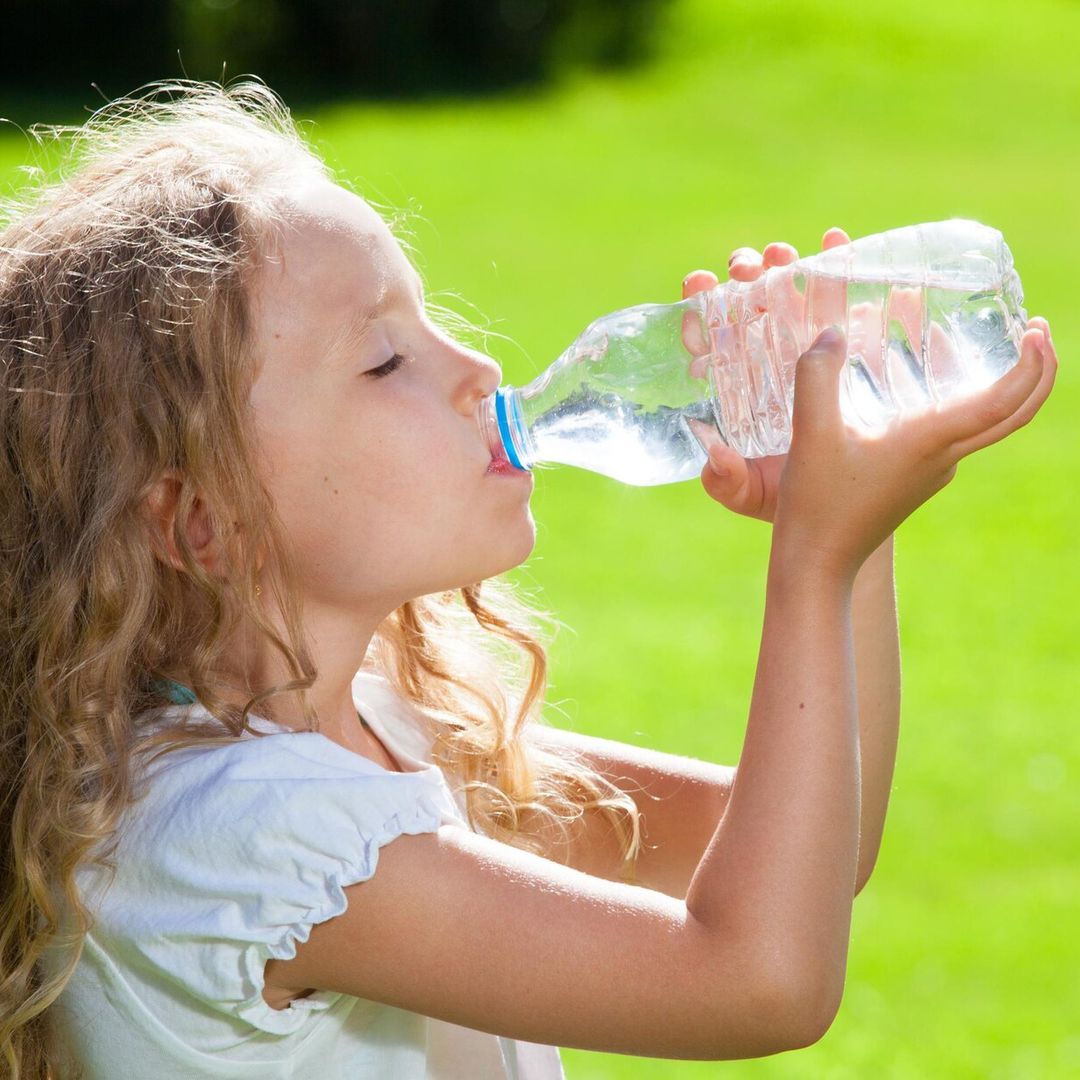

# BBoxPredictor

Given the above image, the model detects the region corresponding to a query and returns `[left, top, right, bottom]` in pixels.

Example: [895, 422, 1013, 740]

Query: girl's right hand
[773, 321, 1058, 581]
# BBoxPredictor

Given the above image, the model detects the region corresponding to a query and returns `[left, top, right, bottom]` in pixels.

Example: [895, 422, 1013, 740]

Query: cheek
[267, 383, 468, 528]
[362, 389, 464, 483]
[256, 426, 358, 541]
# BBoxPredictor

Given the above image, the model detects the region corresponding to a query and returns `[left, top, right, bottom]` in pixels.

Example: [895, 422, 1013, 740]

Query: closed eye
[367, 353, 408, 379]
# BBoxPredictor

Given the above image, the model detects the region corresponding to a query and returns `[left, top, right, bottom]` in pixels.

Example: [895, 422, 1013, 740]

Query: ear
[143, 470, 226, 577]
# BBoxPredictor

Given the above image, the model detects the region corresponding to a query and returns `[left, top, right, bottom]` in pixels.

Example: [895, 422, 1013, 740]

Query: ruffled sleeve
[84, 729, 463, 1036]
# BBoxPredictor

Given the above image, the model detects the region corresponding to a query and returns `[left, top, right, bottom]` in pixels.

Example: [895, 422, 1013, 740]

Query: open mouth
[486, 456, 519, 476]
[478, 392, 519, 476]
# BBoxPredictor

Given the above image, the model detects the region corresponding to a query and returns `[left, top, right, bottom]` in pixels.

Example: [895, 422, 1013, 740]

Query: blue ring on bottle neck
[494, 388, 527, 472]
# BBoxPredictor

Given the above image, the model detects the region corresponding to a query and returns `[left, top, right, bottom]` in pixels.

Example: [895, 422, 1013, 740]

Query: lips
[485, 430, 514, 474]
[478, 393, 515, 475]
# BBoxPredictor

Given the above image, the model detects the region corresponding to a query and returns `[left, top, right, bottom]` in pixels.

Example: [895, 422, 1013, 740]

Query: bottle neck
[479, 388, 533, 471]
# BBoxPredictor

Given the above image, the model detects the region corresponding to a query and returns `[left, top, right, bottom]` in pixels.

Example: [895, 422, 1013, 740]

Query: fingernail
[814, 326, 843, 348]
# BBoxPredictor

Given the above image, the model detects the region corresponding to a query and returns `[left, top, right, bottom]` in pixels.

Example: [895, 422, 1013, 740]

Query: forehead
[248, 180, 411, 354]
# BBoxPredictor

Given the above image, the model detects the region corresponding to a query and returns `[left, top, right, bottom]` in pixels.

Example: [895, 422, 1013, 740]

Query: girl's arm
[524, 533, 897, 903]
[686, 310, 1052, 1019]
[851, 533, 900, 892]
[684, 533, 860, 1026]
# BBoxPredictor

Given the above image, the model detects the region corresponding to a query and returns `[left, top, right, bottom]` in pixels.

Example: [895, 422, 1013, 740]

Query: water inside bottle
[526, 391, 716, 486]
[525, 275, 1025, 486]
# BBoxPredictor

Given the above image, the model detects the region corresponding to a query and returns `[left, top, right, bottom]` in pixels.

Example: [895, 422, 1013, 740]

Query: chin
[504, 515, 538, 568]
[453, 523, 538, 590]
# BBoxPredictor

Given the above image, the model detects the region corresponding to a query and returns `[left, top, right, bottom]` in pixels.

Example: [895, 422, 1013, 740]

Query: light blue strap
[149, 678, 198, 705]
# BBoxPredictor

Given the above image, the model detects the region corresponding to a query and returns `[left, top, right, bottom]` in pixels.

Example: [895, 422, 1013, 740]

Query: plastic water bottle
[477, 218, 1029, 486]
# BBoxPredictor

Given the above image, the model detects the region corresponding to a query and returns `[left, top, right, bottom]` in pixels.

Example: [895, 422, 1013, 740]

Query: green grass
[3, 0, 1078, 1075]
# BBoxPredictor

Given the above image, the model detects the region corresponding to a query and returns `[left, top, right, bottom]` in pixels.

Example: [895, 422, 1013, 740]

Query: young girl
[0, 82, 1056, 1079]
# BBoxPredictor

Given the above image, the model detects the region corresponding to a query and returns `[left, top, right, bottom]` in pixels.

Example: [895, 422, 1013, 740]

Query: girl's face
[246, 178, 535, 615]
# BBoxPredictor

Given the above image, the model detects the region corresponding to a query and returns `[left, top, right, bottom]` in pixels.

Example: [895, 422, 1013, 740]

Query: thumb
[791, 326, 847, 440]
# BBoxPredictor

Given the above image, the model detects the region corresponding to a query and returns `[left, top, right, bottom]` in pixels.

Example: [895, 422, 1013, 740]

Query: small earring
[255, 584, 262, 597]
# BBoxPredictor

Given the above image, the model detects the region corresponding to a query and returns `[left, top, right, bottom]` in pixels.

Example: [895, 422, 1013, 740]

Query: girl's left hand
[681, 227, 853, 523]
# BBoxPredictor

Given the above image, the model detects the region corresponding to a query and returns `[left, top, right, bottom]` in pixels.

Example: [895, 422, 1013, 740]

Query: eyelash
[368, 353, 408, 379]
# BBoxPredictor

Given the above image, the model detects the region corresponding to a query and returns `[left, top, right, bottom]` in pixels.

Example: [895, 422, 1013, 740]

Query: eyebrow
[334, 273, 426, 360]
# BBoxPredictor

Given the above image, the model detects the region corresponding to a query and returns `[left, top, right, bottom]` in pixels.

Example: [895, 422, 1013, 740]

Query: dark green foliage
[0, 0, 671, 109]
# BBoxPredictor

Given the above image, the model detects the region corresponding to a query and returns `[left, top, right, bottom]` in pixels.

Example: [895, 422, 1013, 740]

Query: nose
[450, 343, 503, 417]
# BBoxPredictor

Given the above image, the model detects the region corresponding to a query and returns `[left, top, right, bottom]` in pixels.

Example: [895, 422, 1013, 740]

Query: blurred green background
[2, 0, 1077, 1076]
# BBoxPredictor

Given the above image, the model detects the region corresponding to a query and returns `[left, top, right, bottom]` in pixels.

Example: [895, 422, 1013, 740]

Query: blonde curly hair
[0, 80, 643, 1079]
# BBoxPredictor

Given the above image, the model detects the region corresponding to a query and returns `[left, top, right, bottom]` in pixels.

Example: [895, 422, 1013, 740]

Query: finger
[682, 307, 711, 361]
[935, 329, 1047, 453]
[729, 247, 763, 280]
[769, 227, 847, 329]
[681, 272, 716, 359]
[805, 252, 848, 340]
[705, 440, 744, 483]
[949, 330, 1056, 459]
[890, 285, 925, 352]
[729, 246, 760, 267]
[791, 327, 847, 441]
[822, 226, 852, 248]
[776, 227, 850, 338]
[700, 444, 753, 508]
[682, 269, 720, 299]
[762, 241, 799, 268]
[1028, 316, 1058, 365]
[688, 417, 740, 483]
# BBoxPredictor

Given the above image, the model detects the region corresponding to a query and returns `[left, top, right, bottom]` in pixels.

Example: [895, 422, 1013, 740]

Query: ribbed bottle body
[707, 218, 1027, 459]
[479, 219, 1028, 486]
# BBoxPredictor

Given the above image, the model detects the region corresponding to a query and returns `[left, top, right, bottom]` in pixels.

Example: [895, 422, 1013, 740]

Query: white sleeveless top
[42, 670, 566, 1079]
